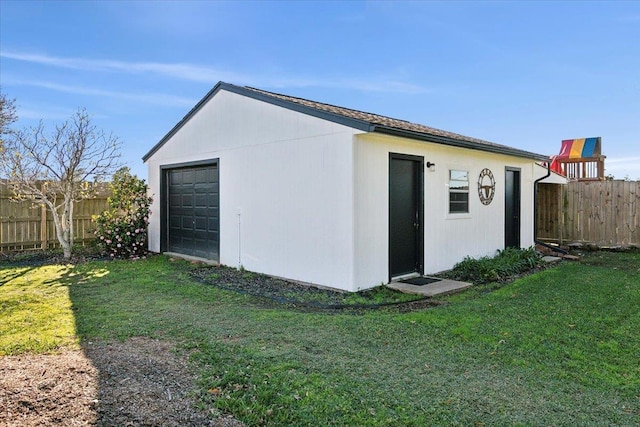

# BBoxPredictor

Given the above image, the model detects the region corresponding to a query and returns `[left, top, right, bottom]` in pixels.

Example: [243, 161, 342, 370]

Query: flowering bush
[93, 167, 152, 259]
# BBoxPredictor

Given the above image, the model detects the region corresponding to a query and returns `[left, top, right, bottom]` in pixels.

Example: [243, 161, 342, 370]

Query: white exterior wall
[146, 90, 361, 291]
[353, 133, 538, 290]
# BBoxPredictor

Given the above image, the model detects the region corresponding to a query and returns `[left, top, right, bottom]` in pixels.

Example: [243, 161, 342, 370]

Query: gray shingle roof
[245, 85, 547, 161]
[143, 81, 548, 162]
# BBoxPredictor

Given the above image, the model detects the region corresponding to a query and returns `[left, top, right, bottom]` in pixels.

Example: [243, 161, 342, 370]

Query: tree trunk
[61, 196, 73, 259]
[49, 205, 68, 258]
[49, 197, 73, 259]
[61, 240, 72, 259]
[69, 198, 75, 248]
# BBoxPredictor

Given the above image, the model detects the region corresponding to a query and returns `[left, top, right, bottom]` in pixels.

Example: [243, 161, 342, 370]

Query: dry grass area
[0, 337, 242, 427]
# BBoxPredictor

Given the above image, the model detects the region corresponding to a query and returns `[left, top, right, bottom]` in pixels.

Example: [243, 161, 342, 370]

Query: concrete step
[388, 277, 472, 297]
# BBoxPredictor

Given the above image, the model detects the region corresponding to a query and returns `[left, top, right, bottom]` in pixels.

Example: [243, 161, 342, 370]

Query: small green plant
[345, 285, 419, 305]
[447, 247, 542, 284]
[93, 167, 152, 259]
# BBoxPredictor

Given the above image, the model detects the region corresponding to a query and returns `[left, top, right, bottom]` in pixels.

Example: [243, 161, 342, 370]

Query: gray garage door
[167, 163, 219, 260]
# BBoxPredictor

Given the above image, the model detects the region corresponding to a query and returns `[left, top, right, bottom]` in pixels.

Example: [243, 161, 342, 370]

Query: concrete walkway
[388, 276, 473, 297]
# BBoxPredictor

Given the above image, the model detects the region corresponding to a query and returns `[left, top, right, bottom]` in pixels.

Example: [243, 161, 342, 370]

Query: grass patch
[1, 252, 639, 425]
[343, 285, 419, 305]
[0, 264, 79, 354]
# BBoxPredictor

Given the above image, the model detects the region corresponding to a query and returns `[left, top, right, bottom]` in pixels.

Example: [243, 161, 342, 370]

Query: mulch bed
[189, 263, 441, 312]
[0, 337, 243, 427]
[0, 249, 109, 268]
[190, 264, 356, 306]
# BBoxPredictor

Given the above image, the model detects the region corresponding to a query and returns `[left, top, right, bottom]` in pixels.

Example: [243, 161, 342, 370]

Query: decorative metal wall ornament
[477, 168, 496, 205]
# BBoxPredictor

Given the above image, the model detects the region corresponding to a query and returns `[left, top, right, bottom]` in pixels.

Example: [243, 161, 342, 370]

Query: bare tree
[0, 108, 122, 258]
[0, 88, 18, 141]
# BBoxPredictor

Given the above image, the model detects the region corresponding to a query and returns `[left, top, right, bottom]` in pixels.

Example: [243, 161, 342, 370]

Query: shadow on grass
[0, 265, 34, 286]
[59, 258, 241, 426]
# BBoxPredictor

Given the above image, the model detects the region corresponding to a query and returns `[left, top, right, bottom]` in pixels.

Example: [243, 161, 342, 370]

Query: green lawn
[1, 252, 639, 426]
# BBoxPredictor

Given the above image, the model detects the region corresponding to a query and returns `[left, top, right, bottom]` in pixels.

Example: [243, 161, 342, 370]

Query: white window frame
[448, 169, 470, 214]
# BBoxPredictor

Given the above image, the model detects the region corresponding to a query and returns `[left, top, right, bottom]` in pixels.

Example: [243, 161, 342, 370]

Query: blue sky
[1, 1, 639, 180]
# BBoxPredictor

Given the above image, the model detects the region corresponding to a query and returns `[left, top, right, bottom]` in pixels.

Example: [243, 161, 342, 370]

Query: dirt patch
[1, 350, 98, 426]
[0, 337, 243, 426]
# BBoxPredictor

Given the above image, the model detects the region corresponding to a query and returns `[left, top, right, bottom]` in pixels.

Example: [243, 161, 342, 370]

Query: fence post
[558, 184, 564, 245]
[40, 203, 47, 250]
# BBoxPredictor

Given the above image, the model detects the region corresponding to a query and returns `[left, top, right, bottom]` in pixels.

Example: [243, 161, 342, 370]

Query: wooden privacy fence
[537, 180, 640, 247]
[0, 181, 110, 252]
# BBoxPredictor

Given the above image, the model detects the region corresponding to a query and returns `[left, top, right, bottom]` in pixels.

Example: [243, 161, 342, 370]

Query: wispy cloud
[1, 50, 430, 94]
[5, 78, 197, 107]
[1, 50, 239, 83]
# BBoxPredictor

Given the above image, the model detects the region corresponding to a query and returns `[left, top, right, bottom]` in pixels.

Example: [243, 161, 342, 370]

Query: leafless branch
[0, 107, 122, 258]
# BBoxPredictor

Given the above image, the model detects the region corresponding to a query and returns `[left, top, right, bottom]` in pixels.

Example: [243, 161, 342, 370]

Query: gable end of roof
[142, 82, 373, 162]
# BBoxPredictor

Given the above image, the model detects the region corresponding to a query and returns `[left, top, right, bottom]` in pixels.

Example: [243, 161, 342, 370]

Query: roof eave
[371, 125, 549, 162]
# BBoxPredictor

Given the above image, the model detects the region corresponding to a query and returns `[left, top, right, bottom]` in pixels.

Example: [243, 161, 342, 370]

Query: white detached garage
[143, 82, 548, 292]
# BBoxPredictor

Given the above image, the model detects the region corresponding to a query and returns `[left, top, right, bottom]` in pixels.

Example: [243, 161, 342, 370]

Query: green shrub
[448, 247, 542, 284]
[93, 167, 152, 259]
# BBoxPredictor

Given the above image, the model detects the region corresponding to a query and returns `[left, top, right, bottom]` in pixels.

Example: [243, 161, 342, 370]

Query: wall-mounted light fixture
[426, 161, 436, 171]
